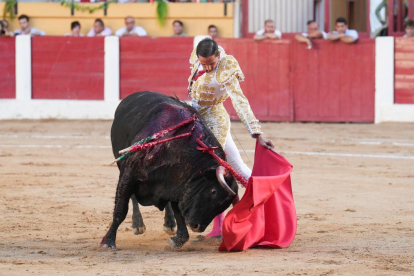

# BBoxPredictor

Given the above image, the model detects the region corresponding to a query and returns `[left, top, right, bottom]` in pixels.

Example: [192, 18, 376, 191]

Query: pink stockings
[205, 212, 224, 237]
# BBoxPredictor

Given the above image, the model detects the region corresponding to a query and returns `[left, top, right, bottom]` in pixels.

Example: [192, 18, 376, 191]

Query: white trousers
[224, 129, 252, 180]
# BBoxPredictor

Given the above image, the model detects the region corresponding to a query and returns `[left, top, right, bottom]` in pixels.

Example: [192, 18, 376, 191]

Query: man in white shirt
[328, 17, 358, 44]
[14, 15, 46, 36]
[254, 19, 282, 41]
[295, 20, 327, 49]
[1, 19, 13, 37]
[403, 20, 414, 38]
[115, 16, 147, 37]
[87, 18, 112, 37]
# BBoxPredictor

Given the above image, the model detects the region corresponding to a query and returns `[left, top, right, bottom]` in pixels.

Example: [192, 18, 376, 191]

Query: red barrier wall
[217, 38, 293, 121]
[6, 37, 376, 122]
[0, 38, 15, 99]
[394, 38, 414, 104]
[293, 39, 375, 122]
[120, 37, 193, 100]
[31, 37, 104, 100]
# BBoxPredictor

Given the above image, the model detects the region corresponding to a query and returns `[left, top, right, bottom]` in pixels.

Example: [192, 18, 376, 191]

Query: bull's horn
[216, 166, 236, 196]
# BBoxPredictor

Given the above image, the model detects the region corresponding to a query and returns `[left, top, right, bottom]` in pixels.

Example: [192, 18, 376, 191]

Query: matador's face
[198, 52, 221, 73]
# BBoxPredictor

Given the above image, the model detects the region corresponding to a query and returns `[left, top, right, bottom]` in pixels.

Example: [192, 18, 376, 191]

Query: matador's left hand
[255, 134, 275, 150]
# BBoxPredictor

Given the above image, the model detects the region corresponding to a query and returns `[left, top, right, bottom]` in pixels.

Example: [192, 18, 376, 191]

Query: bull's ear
[224, 173, 233, 183]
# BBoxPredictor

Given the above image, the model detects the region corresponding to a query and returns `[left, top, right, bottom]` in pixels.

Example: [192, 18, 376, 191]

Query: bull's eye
[211, 189, 217, 195]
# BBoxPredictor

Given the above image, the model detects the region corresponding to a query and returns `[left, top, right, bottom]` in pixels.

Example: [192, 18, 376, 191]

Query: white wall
[248, 0, 314, 33]
[375, 37, 414, 123]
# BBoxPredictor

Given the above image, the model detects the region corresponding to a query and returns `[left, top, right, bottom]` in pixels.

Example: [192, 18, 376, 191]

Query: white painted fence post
[15, 35, 32, 100]
[233, 1, 241, 38]
[375, 36, 414, 123]
[104, 36, 120, 102]
[375, 36, 395, 123]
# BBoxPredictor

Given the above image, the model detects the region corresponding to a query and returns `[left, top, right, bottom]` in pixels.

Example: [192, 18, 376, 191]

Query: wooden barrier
[120, 37, 193, 100]
[216, 38, 293, 121]
[292, 39, 375, 122]
[0, 38, 15, 99]
[394, 38, 414, 104]
[31, 37, 104, 100]
[3, 37, 377, 122]
[208, 38, 374, 122]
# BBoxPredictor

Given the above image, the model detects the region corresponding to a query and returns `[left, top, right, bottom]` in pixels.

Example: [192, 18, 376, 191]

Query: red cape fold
[219, 142, 297, 251]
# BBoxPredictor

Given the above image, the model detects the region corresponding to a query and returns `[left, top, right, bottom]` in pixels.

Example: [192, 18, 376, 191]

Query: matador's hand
[255, 134, 275, 150]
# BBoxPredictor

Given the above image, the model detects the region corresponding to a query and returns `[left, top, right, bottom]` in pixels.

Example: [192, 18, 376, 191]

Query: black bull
[101, 91, 238, 249]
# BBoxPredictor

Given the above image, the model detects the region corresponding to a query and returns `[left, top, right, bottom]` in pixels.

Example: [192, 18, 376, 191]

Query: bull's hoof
[163, 225, 177, 236]
[100, 238, 116, 249]
[169, 236, 188, 249]
[132, 226, 146, 235]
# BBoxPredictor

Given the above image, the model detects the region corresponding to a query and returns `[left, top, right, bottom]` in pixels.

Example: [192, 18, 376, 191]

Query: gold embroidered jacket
[188, 47, 262, 147]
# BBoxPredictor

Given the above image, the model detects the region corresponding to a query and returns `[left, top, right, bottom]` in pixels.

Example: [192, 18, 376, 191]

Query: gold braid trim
[189, 48, 198, 65]
[216, 56, 245, 85]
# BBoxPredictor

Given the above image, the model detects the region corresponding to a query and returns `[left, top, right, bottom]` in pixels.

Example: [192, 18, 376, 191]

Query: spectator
[87, 18, 112, 37]
[115, 16, 147, 37]
[0, 21, 12, 37]
[1, 20, 13, 37]
[403, 20, 414, 38]
[208, 24, 218, 39]
[171, 20, 187, 37]
[14, 15, 46, 36]
[0, 21, 6, 37]
[254, 19, 282, 41]
[65, 21, 83, 37]
[327, 17, 358, 44]
[295, 20, 327, 49]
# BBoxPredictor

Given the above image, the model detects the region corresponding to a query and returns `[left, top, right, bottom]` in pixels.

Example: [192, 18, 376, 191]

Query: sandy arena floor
[0, 120, 413, 275]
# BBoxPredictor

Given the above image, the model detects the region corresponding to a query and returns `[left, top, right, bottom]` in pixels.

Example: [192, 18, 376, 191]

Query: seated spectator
[327, 17, 358, 44]
[171, 20, 187, 37]
[254, 19, 282, 41]
[208, 24, 218, 39]
[295, 20, 326, 49]
[0, 21, 6, 37]
[65, 21, 83, 37]
[403, 20, 414, 38]
[87, 18, 112, 37]
[14, 15, 46, 36]
[115, 16, 147, 37]
[1, 20, 13, 37]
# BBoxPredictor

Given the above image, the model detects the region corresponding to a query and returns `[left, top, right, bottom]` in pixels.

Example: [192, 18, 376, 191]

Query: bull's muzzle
[216, 166, 237, 196]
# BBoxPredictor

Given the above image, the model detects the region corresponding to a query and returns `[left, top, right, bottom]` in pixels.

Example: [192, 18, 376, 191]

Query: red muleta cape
[219, 142, 297, 251]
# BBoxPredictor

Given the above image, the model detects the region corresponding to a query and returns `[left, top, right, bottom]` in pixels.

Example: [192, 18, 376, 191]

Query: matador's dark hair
[196, 38, 219, 58]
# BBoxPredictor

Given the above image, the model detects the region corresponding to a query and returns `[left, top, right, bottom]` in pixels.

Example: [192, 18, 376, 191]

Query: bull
[101, 91, 238, 249]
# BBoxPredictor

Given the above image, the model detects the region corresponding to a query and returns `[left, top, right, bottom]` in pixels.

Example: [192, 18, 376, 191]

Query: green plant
[60, 0, 113, 14]
[156, 0, 168, 27]
[2, 0, 17, 21]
